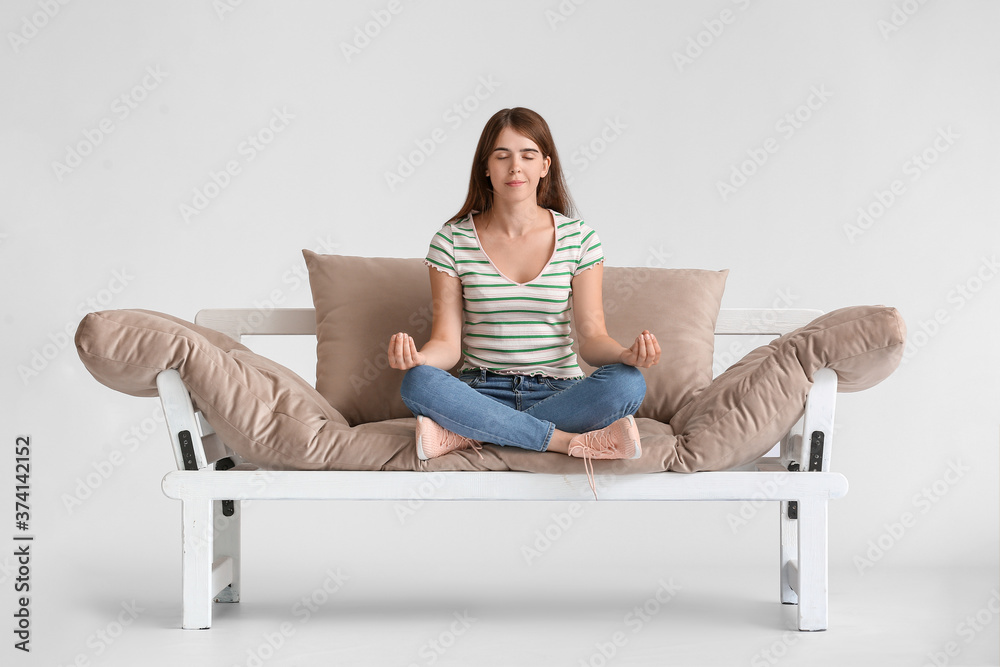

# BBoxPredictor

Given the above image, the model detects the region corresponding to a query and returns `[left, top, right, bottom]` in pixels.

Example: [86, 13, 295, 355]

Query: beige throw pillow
[304, 252, 728, 426]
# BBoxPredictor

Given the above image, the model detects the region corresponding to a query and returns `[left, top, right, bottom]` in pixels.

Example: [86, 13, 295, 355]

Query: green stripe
[556, 220, 578, 229]
[577, 256, 604, 271]
[458, 270, 502, 278]
[465, 295, 569, 303]
[452, 230, 476, 239]
[466, 332, 571, 339]
[434, 231, 454, 245]
[465, 320, 570, 326]
[558, 231, 580, 242]
[465, 351, 577, 366]
[466, 282, 571, 290]
[541, 271, 573, 277]
[467, 343, 567, 353]
[455, 259, 492, 264]
[453, 246, 480, 251]
[464, 307, 571, 315]
[581, 229, 597, 244]
[425, 257, 454, 271]
[429, 243, 455, 262]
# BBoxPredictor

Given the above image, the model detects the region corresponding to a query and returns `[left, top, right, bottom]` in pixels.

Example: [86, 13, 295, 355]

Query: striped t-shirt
[424, 209, 604, 379]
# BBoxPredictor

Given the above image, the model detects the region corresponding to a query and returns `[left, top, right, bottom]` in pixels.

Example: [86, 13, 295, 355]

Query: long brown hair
[449, 107, 577, 222]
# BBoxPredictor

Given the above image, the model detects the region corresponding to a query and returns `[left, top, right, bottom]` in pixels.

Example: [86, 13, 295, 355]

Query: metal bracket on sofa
[808, 431, 825, 472]
[787, 461, 800, 519]
[215, 457, 236, 517]
[156, 369, 229, 471]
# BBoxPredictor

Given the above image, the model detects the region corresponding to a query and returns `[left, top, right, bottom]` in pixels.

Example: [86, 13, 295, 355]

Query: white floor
[27, 548, 1000, 667]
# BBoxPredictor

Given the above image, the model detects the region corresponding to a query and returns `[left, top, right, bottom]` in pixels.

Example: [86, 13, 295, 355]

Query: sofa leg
[213, 499, 241, 603]
[779, 500, 799, 605]
[795, 499, 829, 631]
[181, 498, 214, 629]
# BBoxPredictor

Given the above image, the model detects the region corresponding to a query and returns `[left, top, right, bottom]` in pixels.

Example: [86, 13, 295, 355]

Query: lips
[505, 180, 526, 186]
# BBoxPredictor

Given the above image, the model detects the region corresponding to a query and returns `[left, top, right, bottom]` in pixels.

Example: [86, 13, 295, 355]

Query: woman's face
[485, 127, 551, 206]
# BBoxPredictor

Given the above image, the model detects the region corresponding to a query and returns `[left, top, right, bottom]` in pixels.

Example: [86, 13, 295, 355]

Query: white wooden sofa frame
[156, 307, 846, 631]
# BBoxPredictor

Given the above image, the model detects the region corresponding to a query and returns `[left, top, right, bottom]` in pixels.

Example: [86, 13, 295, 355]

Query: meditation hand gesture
[620, 330, 660, 368]
[388, 333, 427, 370]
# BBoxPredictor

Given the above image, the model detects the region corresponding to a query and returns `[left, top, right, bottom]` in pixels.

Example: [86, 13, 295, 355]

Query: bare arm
[388, 267, 464, 371]
[572, 263, 661, 368]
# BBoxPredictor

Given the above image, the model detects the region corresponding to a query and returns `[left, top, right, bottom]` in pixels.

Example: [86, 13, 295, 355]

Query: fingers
[388, 332, 414, 370]
[631, 330, 660, 368]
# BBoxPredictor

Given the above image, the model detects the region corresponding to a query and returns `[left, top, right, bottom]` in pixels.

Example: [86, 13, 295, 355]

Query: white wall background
[1, 1, 997, 665]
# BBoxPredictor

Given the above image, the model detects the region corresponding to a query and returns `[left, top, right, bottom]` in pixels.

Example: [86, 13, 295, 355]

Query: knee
[600, 363, 646, 405]
[399, 364, 439, 402]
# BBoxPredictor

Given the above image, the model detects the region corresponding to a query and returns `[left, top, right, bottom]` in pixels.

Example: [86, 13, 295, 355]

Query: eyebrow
[492, 147, 540, 154]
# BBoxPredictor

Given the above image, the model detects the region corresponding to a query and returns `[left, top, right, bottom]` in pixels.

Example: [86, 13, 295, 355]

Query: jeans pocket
[541, 377, 578, 392]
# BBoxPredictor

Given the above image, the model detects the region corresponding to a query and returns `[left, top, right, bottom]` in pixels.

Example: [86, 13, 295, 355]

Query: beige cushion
[668, 305, 906, 472]
[578, 266, 729, 422]
[303, 251, 729, 426]
[75, 304, 905, 474]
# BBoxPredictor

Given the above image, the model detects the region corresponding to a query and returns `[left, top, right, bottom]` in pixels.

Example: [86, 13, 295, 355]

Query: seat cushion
[303, 252, 729, 425]
[75, 302, 905, 475]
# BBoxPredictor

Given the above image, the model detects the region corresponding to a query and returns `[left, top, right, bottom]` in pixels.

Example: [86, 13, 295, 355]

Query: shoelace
[441, 429, 484, 460]
[568, 429, 623, 500]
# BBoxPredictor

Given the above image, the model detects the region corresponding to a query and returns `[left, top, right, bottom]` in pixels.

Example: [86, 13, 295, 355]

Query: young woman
[388, 107, 660, 492]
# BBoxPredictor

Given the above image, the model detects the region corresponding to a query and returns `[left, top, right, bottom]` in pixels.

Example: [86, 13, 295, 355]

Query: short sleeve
[574, 222, 604, 275]
[424, 224, 459, 278]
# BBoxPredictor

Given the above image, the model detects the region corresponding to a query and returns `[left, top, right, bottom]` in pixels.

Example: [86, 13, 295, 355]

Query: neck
[483, 199, 544, 237]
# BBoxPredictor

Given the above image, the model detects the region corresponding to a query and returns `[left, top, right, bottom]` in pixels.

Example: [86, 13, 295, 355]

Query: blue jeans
[399, 364, 646, 452]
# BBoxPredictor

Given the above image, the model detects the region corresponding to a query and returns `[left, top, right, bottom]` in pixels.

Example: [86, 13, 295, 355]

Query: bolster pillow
[667, 305, 906, 472]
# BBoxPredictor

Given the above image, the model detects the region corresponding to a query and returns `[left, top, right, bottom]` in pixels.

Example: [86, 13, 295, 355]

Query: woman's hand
[388, 333, 427, 370]
[620, 330, 661, 368]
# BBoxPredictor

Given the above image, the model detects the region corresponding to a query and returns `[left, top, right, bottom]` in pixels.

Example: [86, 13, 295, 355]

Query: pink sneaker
[415, 416, 483, 461]
[567, 416, 642, 497]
